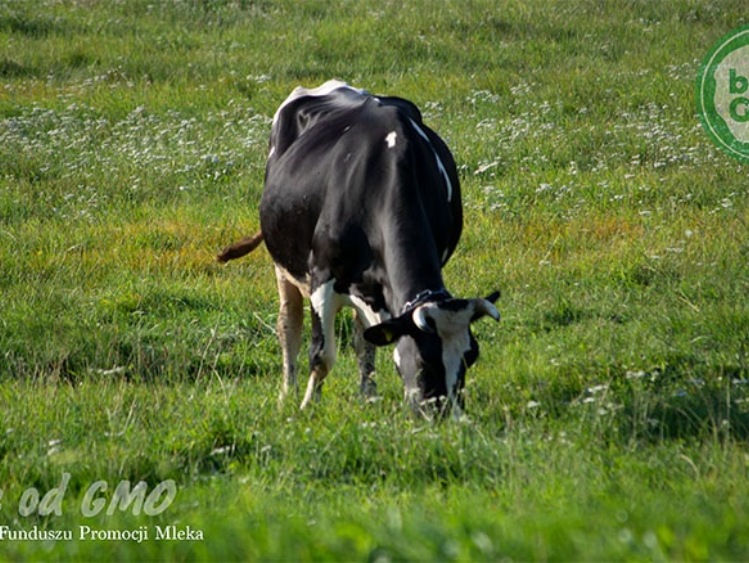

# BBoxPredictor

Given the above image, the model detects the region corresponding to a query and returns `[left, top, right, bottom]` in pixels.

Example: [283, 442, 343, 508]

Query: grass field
[2, 0, 749, 560]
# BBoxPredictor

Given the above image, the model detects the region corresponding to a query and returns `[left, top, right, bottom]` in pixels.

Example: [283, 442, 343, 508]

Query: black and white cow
[238, 80, 499, 416]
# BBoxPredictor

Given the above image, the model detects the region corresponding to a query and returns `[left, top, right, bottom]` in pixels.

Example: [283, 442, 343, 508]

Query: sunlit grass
[2, 0, 749, 560]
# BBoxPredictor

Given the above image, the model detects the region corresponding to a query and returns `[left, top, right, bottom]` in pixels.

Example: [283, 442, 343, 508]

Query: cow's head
[364, 291, 500, 418]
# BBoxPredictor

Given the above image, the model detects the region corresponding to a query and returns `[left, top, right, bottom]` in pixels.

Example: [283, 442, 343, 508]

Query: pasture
[1, 0, 749, 560]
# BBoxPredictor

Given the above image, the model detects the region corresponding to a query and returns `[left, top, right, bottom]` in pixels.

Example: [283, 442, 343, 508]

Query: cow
[221, 80, 499, 418]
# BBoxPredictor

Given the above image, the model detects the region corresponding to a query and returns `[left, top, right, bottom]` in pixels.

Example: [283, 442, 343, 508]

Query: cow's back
[259, 83, 461, 292]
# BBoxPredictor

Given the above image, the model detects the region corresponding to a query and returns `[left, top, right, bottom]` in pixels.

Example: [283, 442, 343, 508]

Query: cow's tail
[217, 231, 264, 263]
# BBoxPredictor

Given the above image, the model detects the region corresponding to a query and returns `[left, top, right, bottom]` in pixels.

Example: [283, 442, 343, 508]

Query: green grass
[2, 0, 749, 560]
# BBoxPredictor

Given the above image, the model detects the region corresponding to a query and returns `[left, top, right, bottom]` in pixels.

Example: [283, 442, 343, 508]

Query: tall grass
[2, 0, 749, 560]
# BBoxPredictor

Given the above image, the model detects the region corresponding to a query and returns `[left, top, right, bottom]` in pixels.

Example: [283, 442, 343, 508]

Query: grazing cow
[223, 80, 499, 417]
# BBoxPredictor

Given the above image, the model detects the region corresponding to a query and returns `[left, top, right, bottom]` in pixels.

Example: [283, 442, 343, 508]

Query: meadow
[1, 0, 749, 560]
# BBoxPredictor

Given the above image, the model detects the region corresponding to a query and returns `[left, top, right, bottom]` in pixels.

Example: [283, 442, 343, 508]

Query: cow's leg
[353, 310, 377, 399]
[275, 266, 304, 404]
[300, 280, 340, 409]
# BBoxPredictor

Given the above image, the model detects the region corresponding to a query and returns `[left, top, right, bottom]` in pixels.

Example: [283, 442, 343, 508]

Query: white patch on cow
[406, 118, 452, 202]
[412, 303, 475, 403]
[273, 80, 367, 126]
[407, 117, 429, 143]
[385, 131, 397, 149]
[268, 145, 276, 158]
[309, 283, 326, 327]
[310, 280, 336, 321]
[442, 330, 471, 404]
[310, 280, 347, 371]
[347, 294, 390, 328]
[441, 247, 450, 265]
[393, 347, 402, 372]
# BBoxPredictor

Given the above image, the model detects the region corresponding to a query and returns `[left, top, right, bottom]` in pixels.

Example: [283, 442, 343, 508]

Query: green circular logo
[696, 25, 749, 164]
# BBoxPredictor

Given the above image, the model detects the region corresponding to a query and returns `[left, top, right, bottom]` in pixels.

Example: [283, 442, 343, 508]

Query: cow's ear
[363, 315, 413, 347]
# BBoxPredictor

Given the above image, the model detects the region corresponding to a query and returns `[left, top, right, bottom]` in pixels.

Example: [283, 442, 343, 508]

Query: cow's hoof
[361, 379, 378, 401]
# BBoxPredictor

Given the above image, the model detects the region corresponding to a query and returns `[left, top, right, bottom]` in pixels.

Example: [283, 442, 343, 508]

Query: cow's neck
[380, 220, 446, 315]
